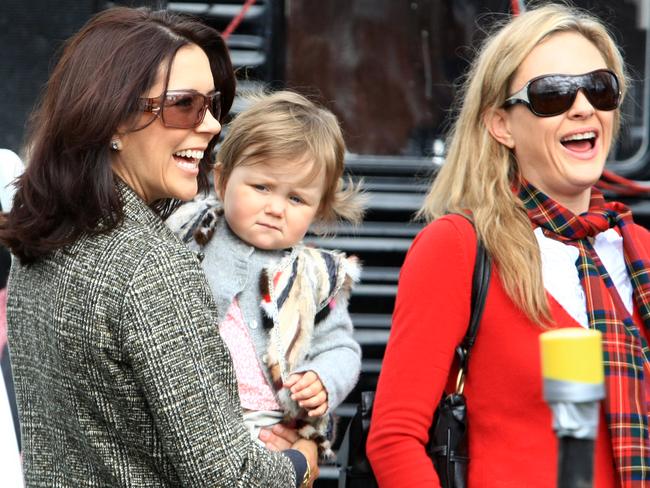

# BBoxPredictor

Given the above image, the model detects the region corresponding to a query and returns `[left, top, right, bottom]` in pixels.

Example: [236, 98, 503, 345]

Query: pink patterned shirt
[219, 299, 280, 411]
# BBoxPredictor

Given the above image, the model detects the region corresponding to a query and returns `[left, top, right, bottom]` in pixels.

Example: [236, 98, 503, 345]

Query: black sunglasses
[137, 90, 221, 129]
[502, 69, 620, 117]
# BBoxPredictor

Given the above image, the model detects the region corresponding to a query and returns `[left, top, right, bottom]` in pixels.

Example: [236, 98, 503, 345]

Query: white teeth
[177, 161, 198, 170]
[561, 131, 596, 142]
[173, 149, 204, 160]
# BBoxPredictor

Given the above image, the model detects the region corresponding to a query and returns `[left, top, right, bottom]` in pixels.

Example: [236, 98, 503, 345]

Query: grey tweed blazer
[6, 182, 296, 487]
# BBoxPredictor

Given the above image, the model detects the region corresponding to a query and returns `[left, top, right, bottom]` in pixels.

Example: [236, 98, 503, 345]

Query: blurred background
[2, 1, 650, 486]
[2, 1, 650, 169]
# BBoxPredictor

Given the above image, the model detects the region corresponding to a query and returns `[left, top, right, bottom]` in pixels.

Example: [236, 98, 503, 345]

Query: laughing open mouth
[560, 131, 597, 151]
[173, 149, 204, 170]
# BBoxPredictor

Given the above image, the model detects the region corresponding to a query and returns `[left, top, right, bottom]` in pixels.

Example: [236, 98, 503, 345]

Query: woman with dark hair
[0, 7, 317, 487]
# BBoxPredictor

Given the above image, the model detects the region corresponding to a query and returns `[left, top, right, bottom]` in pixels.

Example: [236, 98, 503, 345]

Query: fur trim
[164, 195, 222, 251]
[262, 246, 360, 386]
[193, 206, 222, 247]
[276, 386, 337, 461]
[296, 415, 337, 461]
[260, 245, 360, 461]
[342, 255, 362, 285]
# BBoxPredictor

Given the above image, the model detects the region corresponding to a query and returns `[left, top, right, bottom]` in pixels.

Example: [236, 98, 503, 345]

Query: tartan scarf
[517, 180, 650, 486]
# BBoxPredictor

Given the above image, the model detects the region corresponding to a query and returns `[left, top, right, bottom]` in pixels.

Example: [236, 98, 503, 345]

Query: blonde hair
[216, 90, 365, 227]
[419, 2, 627, 325]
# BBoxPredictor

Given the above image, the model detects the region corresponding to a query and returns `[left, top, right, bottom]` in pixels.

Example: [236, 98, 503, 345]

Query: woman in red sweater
[366, 4, 650, 487]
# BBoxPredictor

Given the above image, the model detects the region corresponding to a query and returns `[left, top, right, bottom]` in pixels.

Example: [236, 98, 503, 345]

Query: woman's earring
[110, 138, 122, 151]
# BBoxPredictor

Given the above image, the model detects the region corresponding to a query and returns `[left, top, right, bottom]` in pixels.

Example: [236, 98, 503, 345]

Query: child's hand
[284, 370, 328, 417]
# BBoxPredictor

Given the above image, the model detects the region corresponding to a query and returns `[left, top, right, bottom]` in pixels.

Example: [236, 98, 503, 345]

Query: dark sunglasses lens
[528, 75, 575, 116]
[528, 71, 619, 116]
[584, 71, 620, 111]
[163, 93, 205, 128]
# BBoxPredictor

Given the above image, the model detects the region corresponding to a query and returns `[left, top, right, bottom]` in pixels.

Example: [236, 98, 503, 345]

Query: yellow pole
[539, 328, 604, 488]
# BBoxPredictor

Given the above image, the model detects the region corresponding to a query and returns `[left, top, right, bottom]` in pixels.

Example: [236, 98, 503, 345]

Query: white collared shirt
[535, 227, 633, 328]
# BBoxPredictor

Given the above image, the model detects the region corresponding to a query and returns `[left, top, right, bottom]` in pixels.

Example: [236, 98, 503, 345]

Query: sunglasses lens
[528, 75, 576, 116]
[162, 93, 205, 128]
[584, 71, 620, 111]
[161, 92, 221, 128]
[527, 70, 619, 116]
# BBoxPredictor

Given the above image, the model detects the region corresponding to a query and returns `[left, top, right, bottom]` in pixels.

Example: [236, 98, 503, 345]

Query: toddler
[167, 91, 365, 458]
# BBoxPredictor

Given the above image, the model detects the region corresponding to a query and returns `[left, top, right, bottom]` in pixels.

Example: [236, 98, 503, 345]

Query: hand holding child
[284, 370, 328, 417]
[259, 423, 299, 451]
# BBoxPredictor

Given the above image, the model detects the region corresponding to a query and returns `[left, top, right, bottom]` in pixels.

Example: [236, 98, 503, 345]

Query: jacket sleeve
[366, 216, 477, 488]
[120, 241, 297, 488]
[292, 290, 362, 411]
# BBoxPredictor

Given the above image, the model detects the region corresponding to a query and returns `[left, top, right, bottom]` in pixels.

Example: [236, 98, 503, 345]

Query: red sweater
[366, 214, 650, 487]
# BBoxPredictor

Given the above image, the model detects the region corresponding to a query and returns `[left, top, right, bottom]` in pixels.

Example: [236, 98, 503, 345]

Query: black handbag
[337, 390, 379, 488]
[338, 237, 491, 488]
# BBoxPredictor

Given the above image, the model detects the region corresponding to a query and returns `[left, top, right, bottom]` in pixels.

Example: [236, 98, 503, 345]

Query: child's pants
[243, 409, 285, 446]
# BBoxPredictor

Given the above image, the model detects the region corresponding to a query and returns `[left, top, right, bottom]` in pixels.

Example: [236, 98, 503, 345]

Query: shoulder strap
[465, 239, 491, 351]
[455, 223, 491, 380]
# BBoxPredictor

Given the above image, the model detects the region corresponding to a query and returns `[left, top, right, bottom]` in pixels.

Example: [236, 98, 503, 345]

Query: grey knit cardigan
[6, 182, 297, 487]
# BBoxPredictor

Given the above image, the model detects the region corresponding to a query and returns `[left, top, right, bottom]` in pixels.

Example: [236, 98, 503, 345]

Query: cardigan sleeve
[120, 240, 298, 487]
[366, 215, 477, 488]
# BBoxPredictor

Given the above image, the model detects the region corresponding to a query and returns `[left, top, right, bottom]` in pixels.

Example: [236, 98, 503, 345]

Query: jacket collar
[116, 178, 176, 241]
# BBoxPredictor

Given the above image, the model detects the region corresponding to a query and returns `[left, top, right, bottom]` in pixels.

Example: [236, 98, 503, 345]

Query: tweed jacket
[166, 198, 362, 414]
[6, 182, 297, 487]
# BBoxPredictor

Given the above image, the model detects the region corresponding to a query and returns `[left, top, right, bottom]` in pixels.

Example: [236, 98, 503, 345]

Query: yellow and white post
[540, 328, 605, 488]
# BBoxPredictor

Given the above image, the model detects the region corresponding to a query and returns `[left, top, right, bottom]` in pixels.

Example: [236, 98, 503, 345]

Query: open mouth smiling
[173, 149, 204, 169]
[560, 130, 597, 152]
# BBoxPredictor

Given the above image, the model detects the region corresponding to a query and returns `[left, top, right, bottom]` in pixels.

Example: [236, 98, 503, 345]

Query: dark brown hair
[0, 7, 235, 263]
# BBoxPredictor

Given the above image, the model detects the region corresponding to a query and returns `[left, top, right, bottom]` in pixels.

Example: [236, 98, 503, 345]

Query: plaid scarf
[517, 180, 650, 486]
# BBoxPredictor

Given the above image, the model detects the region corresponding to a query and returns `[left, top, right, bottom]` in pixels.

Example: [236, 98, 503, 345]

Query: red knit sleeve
[366, 215, 477, 487]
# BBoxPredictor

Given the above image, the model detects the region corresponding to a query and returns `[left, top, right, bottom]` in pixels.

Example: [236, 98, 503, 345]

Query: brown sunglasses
[137, 90, 221, 129]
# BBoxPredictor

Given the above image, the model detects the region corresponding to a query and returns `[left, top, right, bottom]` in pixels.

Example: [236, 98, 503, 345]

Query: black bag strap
[454, 228, 491, 390]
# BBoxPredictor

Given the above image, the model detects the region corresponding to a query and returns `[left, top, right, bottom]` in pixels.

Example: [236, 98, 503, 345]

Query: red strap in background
[597, 169, 650, 197]
[221, 0, 257, 40]
[511, 0, 521, 16]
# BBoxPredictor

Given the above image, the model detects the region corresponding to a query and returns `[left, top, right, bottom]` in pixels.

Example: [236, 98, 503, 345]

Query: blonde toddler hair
[216, 90, 365, 228]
